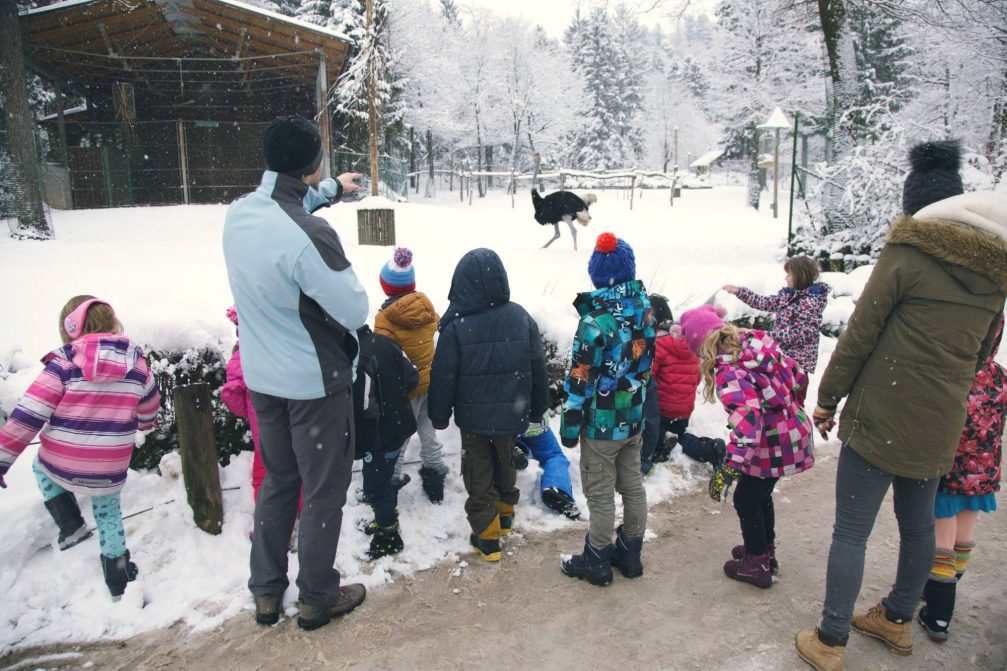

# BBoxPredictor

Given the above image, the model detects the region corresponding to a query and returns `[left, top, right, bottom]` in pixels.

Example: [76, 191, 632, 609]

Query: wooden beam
[181, 3, 344, 65]
[24, 4, 164, 46]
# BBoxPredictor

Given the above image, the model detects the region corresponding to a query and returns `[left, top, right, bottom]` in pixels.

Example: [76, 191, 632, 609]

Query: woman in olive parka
[796, 141, 1007, 670]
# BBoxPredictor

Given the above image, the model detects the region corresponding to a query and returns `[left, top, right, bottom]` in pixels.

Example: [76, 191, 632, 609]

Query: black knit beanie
[902, 140, 964, 216]
[262, 115, 323, 176]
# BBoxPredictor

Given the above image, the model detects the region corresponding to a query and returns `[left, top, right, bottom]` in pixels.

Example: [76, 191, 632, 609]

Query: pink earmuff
[63, 298, 111, 340]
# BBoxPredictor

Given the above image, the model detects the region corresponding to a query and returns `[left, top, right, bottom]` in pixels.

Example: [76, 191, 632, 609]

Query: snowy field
[0, 184, 838, 653]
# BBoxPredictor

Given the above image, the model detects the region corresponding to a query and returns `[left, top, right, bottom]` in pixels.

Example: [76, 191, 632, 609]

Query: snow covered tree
[438, 0, 459, 25]
[563, 7, 645, 170]
[0, 0, 52, 239]
[712, 0, 821, 208]
[331, 0, 404, 161]
[334, 0, 401, 194]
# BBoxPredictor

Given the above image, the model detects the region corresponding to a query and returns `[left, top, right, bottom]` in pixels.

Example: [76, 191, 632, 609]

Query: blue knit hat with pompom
[588, 232, 636, 288]
[380, 247, 416, 297]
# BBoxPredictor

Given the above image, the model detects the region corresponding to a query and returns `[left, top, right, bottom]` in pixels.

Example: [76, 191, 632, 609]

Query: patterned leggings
[32, 458, 127, 559]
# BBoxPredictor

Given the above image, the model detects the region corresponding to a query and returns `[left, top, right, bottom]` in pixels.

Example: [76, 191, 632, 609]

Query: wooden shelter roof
[21, 0, 350, 95]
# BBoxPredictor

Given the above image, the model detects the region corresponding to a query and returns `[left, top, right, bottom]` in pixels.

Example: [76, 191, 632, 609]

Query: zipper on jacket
[848, 388, 865, 440]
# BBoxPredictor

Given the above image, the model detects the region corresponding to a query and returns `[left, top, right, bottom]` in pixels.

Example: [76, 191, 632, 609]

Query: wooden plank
[22, 0, 149, 33]
[188, 0, 346, 64]
[357, 209, 396, 246]
[173, 383, 223, 535]
[25, 3, 164, 45]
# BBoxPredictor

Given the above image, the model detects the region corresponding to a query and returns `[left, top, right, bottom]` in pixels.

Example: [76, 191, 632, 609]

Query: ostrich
[531, 189, 597, 250]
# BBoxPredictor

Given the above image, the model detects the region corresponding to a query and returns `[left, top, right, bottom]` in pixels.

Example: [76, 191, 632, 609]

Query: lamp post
[758, 106, 791, 220]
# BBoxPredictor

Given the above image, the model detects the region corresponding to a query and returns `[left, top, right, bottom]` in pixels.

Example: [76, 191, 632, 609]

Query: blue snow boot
[611, 525, 644, 578]
[561, 535, 613, 586]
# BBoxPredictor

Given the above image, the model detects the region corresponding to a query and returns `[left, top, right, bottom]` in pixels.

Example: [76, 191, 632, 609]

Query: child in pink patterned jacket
[220, 306, 265, 502]
[220, 307, 302, 519]
[678, 305, 814, 589]
[723, 256, 829, 401]
[0, 296, 160, 600]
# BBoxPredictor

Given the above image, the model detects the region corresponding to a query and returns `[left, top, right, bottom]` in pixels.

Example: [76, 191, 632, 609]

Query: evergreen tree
[295, 0, 333, 26]
[563, 7, 644, 170]
[333, 0, 404, 156]
[439, 0, 460, 26]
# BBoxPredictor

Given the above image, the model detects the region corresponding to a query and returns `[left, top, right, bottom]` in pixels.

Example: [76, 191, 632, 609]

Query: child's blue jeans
[33, 458, 127, 558]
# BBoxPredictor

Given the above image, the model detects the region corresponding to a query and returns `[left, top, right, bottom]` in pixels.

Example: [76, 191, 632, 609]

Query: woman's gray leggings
[819, 445, 939, 640]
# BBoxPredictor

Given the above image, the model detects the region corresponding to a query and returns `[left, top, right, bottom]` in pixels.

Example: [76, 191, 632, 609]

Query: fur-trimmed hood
[887, 192, 1007, 293]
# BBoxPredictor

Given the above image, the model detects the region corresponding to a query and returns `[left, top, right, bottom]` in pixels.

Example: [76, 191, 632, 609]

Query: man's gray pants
[248, 388, 354, 608]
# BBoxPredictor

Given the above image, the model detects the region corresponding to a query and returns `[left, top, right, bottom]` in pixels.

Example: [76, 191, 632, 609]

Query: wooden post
[468, 169, 473, 205]
[316, 51, 332, 179]
[176, 119, 190, 205]
[629, 175, 636, 210]
[773, 127, 781, 219]
[559, 171, 565, 191]
[54, 79, 69, 168]
[357, 207, 396, 245]
[366, 0, 380, 196]
[173, 383, 224, 535]
[409, 126, 416, 191]
[670, 173, 676, 207]
[673, 127, 679, 171]
[449, 155, 454, 192]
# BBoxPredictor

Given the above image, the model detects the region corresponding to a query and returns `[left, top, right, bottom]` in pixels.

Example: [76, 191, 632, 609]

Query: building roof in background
[20, 0, 350, 93]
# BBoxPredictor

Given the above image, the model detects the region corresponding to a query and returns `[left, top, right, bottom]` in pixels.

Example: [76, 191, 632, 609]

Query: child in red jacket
[646, 295, 725, 468]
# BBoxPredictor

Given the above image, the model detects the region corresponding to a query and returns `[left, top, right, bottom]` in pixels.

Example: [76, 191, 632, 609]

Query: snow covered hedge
[137, 346, 249, 472]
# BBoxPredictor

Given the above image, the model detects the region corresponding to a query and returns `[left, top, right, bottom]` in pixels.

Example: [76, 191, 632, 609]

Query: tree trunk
[0, 0, 53, 239]
[425, 129, 435, 197]
[987, 67, 1007, 186]
[818, 0, 858, 232]
[408, 126, 416, 191]
[485, 144, 493, 191]
[747, 124, 761, 210]
[367, 0, 380, 197]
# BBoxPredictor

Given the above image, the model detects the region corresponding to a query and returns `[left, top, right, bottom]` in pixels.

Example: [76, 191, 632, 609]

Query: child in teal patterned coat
[560, 233, 655, 586]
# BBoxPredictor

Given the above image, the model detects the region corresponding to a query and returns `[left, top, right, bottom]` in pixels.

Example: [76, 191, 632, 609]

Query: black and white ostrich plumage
[531, 189, 597, 250]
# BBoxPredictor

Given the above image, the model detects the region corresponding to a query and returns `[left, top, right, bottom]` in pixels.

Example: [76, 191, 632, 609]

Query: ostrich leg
[542, 223, 561, 249]
[567, 219, 579, 251]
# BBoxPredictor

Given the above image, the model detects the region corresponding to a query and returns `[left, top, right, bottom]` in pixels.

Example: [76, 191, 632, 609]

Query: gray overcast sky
[459, 0, 716, 39]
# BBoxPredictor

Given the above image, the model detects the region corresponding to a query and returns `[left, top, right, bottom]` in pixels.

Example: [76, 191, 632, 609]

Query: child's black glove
[561, 436, 579, 449]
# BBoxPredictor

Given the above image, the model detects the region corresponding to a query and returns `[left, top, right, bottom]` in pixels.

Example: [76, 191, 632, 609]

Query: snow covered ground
[0, 184, 842, 653]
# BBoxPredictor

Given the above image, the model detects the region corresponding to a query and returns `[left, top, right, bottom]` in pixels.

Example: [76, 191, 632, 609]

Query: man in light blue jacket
[223, 115, 368, 631]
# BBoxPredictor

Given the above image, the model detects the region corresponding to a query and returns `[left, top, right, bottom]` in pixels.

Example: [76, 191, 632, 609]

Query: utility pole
[366, 0, 379, 196]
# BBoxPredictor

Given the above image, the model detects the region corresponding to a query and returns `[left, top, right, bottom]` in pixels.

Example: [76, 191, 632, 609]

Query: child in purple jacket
[678, 305, 814, 589]
[723, 256, 829, 400]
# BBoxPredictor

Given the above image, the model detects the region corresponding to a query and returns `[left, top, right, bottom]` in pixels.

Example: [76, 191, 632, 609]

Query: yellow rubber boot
[470, 515, 502, 561]
[496, 502, 515, 535]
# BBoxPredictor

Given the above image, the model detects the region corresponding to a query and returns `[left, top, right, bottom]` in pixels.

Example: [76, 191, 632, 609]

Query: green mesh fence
[332, 149, 408, 198]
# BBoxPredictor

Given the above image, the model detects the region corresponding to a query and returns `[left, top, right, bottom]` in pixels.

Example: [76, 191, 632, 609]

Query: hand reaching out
[337, 172, 363, 194]
[813, 406, 836, 440]
[722, 284, 739, 295]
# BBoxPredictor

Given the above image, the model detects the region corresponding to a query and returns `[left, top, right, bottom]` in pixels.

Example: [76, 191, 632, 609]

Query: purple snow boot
[731, 542, 779, 574]
[724, 550, 773, 588]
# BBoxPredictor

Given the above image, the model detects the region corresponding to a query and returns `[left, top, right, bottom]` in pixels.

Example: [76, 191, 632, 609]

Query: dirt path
[4, 442, 1005, 671]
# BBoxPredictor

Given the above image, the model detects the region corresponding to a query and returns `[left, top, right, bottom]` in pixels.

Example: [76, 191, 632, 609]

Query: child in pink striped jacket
[0, 296, 160, 600]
